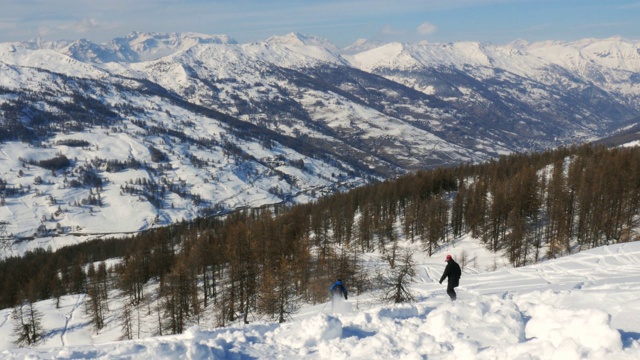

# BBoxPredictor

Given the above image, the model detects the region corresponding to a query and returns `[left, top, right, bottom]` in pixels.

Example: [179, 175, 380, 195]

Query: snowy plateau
[1, 32, 640, 243]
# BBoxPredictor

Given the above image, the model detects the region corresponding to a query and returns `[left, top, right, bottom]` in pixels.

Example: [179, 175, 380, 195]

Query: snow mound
[274, 313, 343, 349]
[525, 304, 622, 357]
[425, 295, 525, 347]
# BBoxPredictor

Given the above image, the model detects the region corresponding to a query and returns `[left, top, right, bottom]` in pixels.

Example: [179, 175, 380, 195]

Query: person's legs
[446, 284, 457, 301]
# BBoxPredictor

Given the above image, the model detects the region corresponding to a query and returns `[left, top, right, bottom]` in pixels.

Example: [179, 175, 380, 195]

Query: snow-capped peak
[114, 32, 234, 62]
[122, 31, 236, 51]
[249, 32, 347, 67]
[342, 38, 385, 54]
[526, 36, 640, 73]
[506, 39, 530, 50]
[8, 32, 238, 64]
[265, 32, 339, 51]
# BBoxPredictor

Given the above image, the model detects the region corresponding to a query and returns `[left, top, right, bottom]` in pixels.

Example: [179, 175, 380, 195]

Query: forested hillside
[2, 143, 640, 344]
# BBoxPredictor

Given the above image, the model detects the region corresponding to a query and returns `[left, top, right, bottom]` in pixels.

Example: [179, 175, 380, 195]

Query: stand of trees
[1, 144, 640, 344]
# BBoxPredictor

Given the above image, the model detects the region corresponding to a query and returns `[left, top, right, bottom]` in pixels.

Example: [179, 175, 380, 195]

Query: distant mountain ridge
[0, 31, 639, 243]
[4, 32, 237, 63]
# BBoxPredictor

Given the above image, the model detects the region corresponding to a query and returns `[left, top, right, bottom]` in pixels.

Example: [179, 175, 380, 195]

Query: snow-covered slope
[1, 240, 639, 359]
[1, 32, 640, 247]
[348, 36, 640, 96]
[346, 37, 640, 151]
[526, 36, 640, 74]
[2, 32, 237, 64]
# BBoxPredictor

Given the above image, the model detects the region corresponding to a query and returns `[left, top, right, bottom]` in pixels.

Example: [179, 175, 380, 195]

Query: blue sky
[1, 0, 639, 46]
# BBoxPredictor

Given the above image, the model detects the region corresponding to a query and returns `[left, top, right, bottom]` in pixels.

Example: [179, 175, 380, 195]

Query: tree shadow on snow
[43, 320, 92, 343]
[619, 330, 640, 348]
[342, 325, 376, 340]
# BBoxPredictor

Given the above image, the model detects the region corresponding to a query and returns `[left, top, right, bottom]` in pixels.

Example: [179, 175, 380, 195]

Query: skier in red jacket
[439, 255, 461, 301]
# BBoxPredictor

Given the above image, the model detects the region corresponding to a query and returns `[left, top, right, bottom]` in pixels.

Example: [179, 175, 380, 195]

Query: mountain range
[1, 32, 639, 244]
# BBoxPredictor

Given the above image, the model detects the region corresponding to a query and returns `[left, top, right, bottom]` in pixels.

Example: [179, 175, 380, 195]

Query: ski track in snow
[0, 311, 9, 329]
[61, 295, 83, 347]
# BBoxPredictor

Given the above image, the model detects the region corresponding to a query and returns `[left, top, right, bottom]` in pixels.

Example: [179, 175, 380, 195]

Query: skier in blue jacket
[330, 279, 348, 300]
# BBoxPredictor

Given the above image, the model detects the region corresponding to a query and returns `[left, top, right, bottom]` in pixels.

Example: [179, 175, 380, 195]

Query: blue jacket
[330, 280, 348, 298]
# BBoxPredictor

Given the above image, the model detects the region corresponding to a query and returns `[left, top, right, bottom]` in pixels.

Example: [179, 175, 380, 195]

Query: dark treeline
[2, 143, 640, 341]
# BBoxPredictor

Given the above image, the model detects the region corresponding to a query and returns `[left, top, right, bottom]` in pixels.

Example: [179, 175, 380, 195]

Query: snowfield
[2, 239, 639, 359]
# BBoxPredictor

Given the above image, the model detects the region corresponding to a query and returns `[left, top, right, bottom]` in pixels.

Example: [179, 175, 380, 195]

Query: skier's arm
[439, 264, 451, 284]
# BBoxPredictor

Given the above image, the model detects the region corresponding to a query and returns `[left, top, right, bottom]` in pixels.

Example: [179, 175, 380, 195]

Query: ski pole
[319, 303, 328, 312]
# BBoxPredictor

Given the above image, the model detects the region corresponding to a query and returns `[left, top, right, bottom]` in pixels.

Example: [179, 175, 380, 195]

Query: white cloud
[68, 18, 100, 34]
[36, 18, 110, 40]
[417, 22, 437, 35]
[381, 25, 405, 35]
